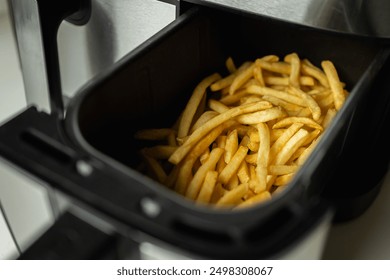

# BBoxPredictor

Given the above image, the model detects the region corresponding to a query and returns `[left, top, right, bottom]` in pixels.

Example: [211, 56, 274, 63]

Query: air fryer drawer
[67, 6, 388, 207]
[1, 4, 389, 259]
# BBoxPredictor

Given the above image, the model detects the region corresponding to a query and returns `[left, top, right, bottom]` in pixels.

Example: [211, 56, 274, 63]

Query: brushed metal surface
[58, 0, 176, 98]
[194, 0, 390, 38]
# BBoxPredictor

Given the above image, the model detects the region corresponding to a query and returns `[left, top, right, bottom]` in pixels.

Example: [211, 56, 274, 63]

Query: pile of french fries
[135, 53, 347, 209]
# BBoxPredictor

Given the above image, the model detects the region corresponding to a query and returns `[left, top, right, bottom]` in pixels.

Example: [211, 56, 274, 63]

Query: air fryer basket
[57, 5, 390, 257]
[67, 5, 387, 207]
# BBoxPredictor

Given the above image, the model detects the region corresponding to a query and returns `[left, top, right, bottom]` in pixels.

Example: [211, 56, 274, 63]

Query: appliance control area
[1, 0, 390, 260]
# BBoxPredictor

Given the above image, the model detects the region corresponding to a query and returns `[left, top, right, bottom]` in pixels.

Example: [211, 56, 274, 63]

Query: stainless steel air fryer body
[3, 0, 390, 260]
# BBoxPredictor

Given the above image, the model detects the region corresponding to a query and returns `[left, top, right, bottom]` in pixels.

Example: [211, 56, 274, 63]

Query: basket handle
[10, 0, 91, 118]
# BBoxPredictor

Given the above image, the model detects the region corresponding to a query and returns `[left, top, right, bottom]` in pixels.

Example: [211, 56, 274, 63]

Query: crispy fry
[297, 137, 320, 166]
[269, 123, 303, 164]
[273, 129, 310, 165]
[272, 117, 323, 131]
[225, 57, 237, 73]
[287, 86, 321, 121]
[285, 53, 301, 88]
[169, 101, 272, 165]
[322, 60, 345, 110]
[322, 108, 337, 129]
[247, 85, 308, 107]
[208, 99, 229, 113]
[237, 161, 250, 184]
[255, 123, 270, 193]
[230, 63, 255, 95]
[274, 173, 294, 186]
[178, 73, 221, 138]
[236, 107, 287, 125]
[210, 62, 252, 91]
[190, 111, 219, 133]
[264, 76, 314, 87]
[302, 59, 330, 88]
[197, 170, 219, 204]
[236, 191, 271, 208]
[215, 183, 249, 207]
[224, 129, 239, 163]
[219, 146, 249, 185]
[269, 165, 299, 175]
[185, 148, 224, 200]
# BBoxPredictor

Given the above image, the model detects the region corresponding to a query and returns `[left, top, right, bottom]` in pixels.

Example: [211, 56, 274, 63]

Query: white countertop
[1, 1, 390, 260]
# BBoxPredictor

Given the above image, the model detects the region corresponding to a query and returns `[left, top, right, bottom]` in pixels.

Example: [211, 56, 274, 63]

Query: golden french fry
[270, 129, 286, 142]
[208, 99, 229, 113]
[219, 145, 249, 185]
[178, 73, 221, 138]
[302, 59, 330, 88]
[210, 62, 252, 91]
[285, 53, 301, 88]
[229, 63, 255, 95]
[287, 147, 306, 164]
[245, 152, 258, 165]
[185, 147, 224, 200]
[199, 148, 210, 164]
[322, 108, 337, 129]
[236, 191, 271, 208]
[174, 124, 226, 194]
[287, 86, 321, 121]
[273, 128, 310, 165]
[219, 89, 251, 105]
[264, 76, 314, 87]
[253, 65, 265, 87]
[257, 61, 291, 75]
[274, 173, 294, 186]
[236, 107, 287, 125]
[297, 137, 321, 165]
[269, 165, 299, 175]
[321, 60, 345, 110]
[255, 123, 270, 193]
[226, 174, 240, 190]
[272, 117, 323, 131]
[237, 161, 250, 184]
[247, 85, 308, 107]
[169, 101, 272, 165]
[224, 129, 239, 163]
[239, 135, 251, 148]
[216, 183, 249, 207]
[269, 123, 304, 164]
[239, 95, 264, 105]
[210, 183, 226, 203]
[225, 57, 237, 73]
[190, 111, 219, 133]
[197, 170, 219, 204]
[302, 129, 321, 146]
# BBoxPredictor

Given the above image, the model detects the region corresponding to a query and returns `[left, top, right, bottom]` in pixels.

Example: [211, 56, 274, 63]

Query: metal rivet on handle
[140, 197, 161, 218]
[76, 160, 93, 177]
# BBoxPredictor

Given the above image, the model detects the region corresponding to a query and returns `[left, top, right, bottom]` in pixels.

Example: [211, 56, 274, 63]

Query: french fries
[135, 53, 348, 209]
